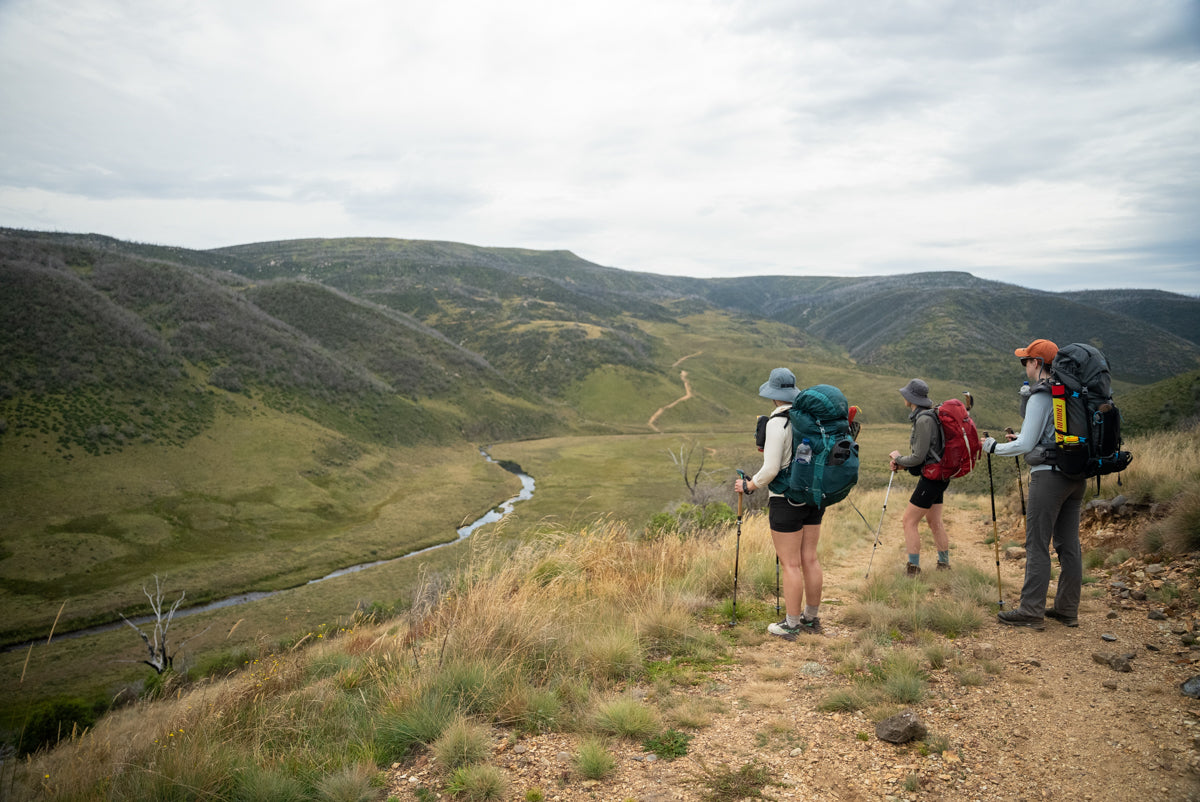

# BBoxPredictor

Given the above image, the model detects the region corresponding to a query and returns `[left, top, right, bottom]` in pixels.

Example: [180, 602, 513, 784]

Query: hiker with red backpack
[889, 379, 951, 574]
[888, 379, 981, 575]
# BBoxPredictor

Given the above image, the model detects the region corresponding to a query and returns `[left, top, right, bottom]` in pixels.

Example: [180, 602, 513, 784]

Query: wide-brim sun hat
[1014, 338, 1059, 365]
[759, 367, 799, 402]
[898, 378, 933, 408]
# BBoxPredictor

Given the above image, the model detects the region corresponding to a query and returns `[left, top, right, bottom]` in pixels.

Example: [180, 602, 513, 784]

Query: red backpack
[922, 398, 981, 481]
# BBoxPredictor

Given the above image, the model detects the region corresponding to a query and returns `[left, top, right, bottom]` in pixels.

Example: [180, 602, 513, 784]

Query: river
[1, 450, 534, 652]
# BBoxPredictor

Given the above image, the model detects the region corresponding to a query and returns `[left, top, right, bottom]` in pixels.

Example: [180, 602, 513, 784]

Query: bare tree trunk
[120, 575, 205, 674]
[667, 439, 707, 499]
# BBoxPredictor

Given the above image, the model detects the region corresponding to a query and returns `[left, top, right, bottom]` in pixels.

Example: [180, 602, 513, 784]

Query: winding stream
[2, 450, 534, 652]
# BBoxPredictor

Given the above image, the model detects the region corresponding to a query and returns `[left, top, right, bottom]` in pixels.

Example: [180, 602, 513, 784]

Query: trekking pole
[864, 470, 896, 579]
[731, 470, 746, 626]
[1006, 427, 1026, 524]
[983, 432, 1004, 609]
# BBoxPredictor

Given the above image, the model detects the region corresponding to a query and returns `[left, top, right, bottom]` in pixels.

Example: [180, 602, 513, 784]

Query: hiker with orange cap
[981, 338, 1085, 631]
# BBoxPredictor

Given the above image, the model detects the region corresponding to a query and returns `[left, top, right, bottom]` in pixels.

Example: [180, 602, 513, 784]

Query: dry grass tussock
[6, 519, 752, 800]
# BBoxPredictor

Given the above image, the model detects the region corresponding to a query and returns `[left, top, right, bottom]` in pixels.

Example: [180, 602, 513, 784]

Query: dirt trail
[388, 499, 1200, 801]
[649, 351, 702, 432]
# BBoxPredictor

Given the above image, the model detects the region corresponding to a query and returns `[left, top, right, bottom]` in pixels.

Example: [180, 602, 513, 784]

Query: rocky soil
[386, 499, 1200, 801]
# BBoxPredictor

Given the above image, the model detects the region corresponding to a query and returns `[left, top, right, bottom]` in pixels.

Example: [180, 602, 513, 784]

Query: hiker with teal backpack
[736, 367, 822, 638]
[735, 367, 860, 639]
[888, 379, 954, 575]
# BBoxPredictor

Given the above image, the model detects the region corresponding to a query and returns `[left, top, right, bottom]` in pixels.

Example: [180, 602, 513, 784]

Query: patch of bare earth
[387, 503, 1200, 801]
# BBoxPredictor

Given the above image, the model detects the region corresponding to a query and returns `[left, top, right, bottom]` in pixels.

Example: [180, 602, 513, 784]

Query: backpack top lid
[794, 384, 850, 420]
[936, 397, 969, 420]
[1052, 343, 1112, 397]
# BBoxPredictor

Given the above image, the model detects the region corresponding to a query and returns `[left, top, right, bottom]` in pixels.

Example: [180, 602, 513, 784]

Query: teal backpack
[768, 384, 860, 507]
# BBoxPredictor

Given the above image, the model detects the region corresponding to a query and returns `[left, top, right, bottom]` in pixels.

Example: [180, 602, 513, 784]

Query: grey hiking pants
[1018, 469, 1086, 617]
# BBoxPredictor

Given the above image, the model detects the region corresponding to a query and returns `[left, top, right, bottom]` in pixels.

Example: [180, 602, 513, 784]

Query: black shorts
[909, 475, 950, 509]
[768, 496, 825, 532]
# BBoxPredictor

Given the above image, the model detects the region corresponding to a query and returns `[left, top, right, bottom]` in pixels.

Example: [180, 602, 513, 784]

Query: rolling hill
[2, 226, 1199, 646]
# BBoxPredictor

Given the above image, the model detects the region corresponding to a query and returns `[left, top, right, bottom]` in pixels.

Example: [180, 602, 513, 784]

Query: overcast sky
[1, 1, 1197, 294]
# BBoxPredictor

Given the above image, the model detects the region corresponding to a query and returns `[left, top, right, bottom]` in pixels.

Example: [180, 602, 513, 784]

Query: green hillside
[2, 226, 1200, 657]
[2, 227, 1198, 717]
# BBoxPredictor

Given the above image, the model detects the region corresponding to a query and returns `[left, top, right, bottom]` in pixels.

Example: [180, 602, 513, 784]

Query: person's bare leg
[771, 529, 804, 618]
[798, 524, 823, 613]
[902, 503, 925, 565]
[928, 503, 949, 555]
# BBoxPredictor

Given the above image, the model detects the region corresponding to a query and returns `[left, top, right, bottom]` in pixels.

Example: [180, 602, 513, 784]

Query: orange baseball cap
[1014, 338, 1058, 364]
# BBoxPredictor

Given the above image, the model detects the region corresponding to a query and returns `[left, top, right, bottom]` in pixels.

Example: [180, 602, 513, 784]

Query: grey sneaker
[767, 620, 802, 640]
[997, 610, 1045, 631]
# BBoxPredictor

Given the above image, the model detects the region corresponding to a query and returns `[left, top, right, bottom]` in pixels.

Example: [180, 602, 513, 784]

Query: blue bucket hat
[759, 367, 799, 402]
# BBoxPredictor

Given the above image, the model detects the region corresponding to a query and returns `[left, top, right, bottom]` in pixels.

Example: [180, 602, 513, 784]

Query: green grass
[576, 737, 617, 780]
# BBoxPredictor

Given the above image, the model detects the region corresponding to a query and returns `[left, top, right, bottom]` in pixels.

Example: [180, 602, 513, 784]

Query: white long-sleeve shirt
[752, 406, 792, 496]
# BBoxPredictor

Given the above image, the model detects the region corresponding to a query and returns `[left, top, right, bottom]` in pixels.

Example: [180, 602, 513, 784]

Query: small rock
[974, 643, 998, 661]
[1101, 633, 1117, 642]
[876, 710, 927, 744]
[1092, 651, 1133, 672]
[1149, 609, 1168, 621]
[1005, 546, 1027, 560]
[1102, 680, 1118, 690]
[1181, 675, 1200, 699]
[1131, 590, 1147, 601]
[1145, 563, 1165, 576]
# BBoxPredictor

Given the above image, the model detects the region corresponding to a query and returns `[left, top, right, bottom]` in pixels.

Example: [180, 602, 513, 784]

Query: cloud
[1, 0, 1197, 294]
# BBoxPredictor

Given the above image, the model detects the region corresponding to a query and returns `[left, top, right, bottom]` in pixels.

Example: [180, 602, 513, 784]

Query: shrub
[642, 728, 692, 760]
[16, 695, 108, 755]
[576, 737, 617, 780]
[592, 697, 660, 740]
[376, 694, 456, 760]
[1162, 487, 1200, 553]
[444, 764, 506, 801]
[314, 763, 378, 802]
[433, 716, 493, 771]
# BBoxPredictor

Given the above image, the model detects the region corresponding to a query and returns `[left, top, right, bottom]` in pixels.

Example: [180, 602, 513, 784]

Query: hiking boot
[997, 610, 1045, 631]
[905, 563, 921, 577]
[767, 620, 802, 641]
[936, 561, 951, 571]
[1045, 608, 1079, 627]
[799, 616, 823, 635]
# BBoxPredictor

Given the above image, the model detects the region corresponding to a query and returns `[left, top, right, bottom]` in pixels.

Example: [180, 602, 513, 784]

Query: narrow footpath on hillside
[648, 352, 702, 432]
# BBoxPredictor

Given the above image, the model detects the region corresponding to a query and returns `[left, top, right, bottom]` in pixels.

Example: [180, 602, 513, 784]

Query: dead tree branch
[120, 575, 206, 674]
[667, 439, 707, 499]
